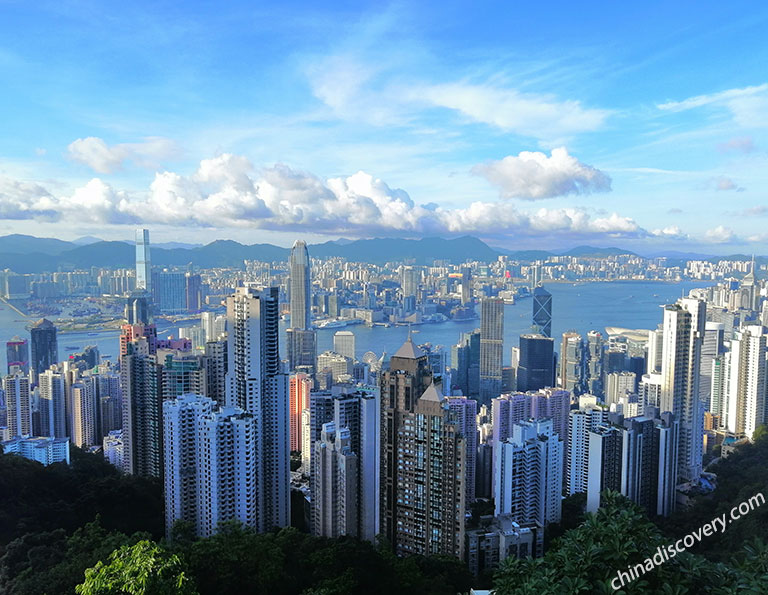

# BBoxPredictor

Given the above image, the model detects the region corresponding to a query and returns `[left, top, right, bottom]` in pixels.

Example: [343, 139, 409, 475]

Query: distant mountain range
[0, 233, 750, 274]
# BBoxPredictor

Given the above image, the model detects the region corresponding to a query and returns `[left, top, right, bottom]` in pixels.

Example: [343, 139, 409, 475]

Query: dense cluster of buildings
[2, 230, 767, 577]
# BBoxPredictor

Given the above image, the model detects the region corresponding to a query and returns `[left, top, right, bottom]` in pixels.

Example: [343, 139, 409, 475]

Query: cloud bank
[0, 153, 643, 242]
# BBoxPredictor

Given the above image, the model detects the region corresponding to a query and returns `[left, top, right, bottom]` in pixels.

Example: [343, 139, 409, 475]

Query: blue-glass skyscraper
[533, 286, 552, 338]
[135, 229, 151, 295]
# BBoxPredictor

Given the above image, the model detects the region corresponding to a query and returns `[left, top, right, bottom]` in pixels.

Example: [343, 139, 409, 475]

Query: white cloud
[0, 177, 58, 220]
[651, 226, 687, 240]
[472, 147, 611, 200]
[711, 176, 744, 192]
[0, 155, 644, 243]
[658, 84, 768, 128]
[418, 83, 609, 141]
[304, 49, 608, 142]
[704, 225, 736, 244]
[67, 136, 179, 173]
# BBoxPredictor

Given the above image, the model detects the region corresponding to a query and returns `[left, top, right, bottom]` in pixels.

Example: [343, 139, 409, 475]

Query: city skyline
[2, 4, 768, 591]
[0, 3, 767, 253]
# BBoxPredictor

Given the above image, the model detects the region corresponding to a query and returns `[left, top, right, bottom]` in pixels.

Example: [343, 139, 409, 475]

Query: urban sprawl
[1, 230, 765, 578]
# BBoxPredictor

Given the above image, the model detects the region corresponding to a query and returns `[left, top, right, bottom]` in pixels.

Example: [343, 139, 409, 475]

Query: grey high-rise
[288, 240, 316, 371]
[290, 240, 311, 330]
[480, 298, 504, 403]
[135, 229, 151, 295]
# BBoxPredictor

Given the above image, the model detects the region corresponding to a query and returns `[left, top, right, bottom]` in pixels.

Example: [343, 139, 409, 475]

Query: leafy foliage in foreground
[655, 429, 768, 562]
[76, 541, 195, 595]
[493, 491, 768, 594]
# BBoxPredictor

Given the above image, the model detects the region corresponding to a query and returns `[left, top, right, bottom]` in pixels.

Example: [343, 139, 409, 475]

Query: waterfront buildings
[479, 298, 503, 403]
[30, 318, 58, 381]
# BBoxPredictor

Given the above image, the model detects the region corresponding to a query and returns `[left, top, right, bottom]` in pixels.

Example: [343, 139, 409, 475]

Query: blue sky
[1, 1, 767, 254]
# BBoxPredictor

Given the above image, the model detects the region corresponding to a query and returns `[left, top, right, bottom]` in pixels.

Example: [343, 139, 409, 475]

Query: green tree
[492, 491, 762, 594]
[76, 540, 196, 595]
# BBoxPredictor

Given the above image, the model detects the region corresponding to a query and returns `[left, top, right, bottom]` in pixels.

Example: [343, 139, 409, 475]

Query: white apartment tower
[567, 399, 610, 496]
[3, 373, 30, 437]
[38, 367, 67, 438]
[660, 298, 705, 483]
[724, 325, 768, 440]
[494, 418, 563, 526]
[71, 378, 98, 448]
[225, 285, 290, 531]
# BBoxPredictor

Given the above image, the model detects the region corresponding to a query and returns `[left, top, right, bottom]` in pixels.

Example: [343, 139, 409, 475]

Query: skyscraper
[605, 371, 636, 406]
[380, 338, 466, 557]
[39, 367, 67, 438]
[163, 394, 265, 539]
[480, 297, 504, 403]
[185, 273, 202, 312]
[3, 372, 31, 437]
[313, 423, 359, 537]
[153, 271, 187, 313]
[310, 389, 379, 541]
[162, 393, 214, 538]
[333, 331, 356, 361]
[494, 418, 563, 526]
[401, 266, 420, 298]
[585, 331, 604, 396]
[532, 286, 552, 338]
[125, 295, 151, 325]
[445, 395, 479, 504]
[288, 240, 316, 372]
[516, 334, 554, 392]
[723, 325, 767, 440]
[135, 229, 151, 294]
[289, 373, 312, 452]
[290, 240, 311, 330]
[620, 409, 679, 517]
[660, 298, 705, 483]
[560, 332, 583, 393]
[6, 336, 29, 374]
[30, 318, 58, 381]
[567, 396, 610, 496]
[225, 285, 289, 531]
[701, 322, 725, 411]
[71, 378, 98, 448]
[586, 423, 624, 512]
[203, 339, 227, 407]
[160, 351, 207, 399]
[120, 325, 162, 477]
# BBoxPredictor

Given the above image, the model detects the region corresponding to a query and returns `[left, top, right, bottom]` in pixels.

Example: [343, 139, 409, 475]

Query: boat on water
[316, 319, 349, 329]
[87, 332, 99, 336]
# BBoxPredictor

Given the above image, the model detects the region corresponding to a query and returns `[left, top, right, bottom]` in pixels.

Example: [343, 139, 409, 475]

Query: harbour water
[0, 280, 711, 370]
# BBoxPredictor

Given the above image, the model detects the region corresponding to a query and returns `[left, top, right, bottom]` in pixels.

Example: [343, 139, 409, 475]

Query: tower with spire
[379, 335, 467, 558]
